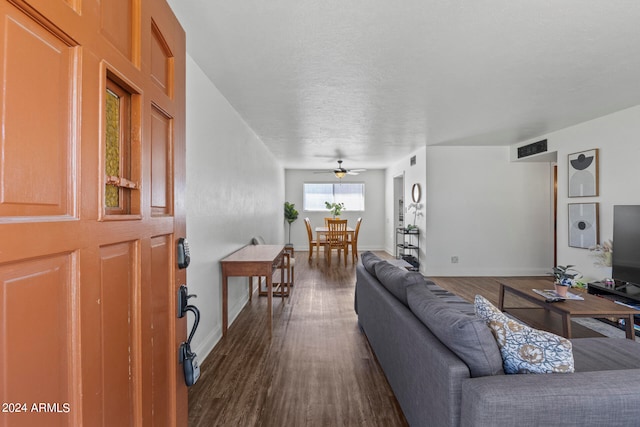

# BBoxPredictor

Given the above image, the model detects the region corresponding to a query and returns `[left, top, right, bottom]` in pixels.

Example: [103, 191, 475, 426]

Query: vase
[554, 283, 569, 297]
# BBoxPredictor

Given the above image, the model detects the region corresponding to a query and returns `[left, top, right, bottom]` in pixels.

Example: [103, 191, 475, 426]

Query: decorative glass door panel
[104, 74, 141, 218]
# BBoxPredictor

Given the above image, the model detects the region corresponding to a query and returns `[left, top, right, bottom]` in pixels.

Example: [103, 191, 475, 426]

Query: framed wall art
[568, 149, 599, 197]
[568, 202, 599, 249]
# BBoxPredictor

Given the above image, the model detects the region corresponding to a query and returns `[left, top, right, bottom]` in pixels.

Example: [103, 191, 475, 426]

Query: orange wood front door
[0, 0, 187, 426]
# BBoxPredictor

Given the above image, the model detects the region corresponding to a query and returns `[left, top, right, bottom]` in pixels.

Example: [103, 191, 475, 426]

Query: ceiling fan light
[334, 170, 346, 179]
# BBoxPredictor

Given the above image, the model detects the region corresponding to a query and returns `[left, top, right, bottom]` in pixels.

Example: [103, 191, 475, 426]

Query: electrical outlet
[451, 256, 459, 264]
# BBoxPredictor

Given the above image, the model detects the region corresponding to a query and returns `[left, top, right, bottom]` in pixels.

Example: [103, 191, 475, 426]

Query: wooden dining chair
[304, 217, 326, 262]
[325, 219, 348, 267]
[347, 217, 362, 264]
[324, 217, 333, 226]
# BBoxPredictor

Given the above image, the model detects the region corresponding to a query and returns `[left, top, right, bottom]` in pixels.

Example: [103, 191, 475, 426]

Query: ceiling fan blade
[346, 169, 367, 175]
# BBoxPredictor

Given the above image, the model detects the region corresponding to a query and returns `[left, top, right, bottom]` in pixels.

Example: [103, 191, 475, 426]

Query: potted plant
[325, 201, 345, 218]
[589, 239, 613, 268]
[551, 265, 581, 297]
[406, 202, 423, 232]
[284, 202, 299, 245]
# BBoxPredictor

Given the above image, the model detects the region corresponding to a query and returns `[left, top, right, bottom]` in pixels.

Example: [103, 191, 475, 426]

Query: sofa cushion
[374, 260, 425, 306]
[407, 285, 504, 377]
[475, 295, 574, 374]
[361, 251, 383, 276]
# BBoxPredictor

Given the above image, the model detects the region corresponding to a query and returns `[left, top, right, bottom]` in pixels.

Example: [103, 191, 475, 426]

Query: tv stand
[588, 281, 640, 335]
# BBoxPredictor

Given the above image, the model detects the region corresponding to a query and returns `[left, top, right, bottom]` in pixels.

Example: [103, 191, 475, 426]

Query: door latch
[177, 285, 200, 386]
[177, 284, 197, 318]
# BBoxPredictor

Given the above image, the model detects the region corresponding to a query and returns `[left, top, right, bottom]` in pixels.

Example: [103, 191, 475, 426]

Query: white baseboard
[192, 326, 219, 363]
[192, 293, 249, 363]
[424, 267, 552, 277]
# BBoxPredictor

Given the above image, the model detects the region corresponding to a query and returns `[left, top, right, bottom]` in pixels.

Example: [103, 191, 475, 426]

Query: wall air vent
[517, 139, 548, 159]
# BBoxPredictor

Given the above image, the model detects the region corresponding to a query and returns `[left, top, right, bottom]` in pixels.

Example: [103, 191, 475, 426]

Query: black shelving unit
[396, 227, 419, 271]
[588, 281, 640, 335]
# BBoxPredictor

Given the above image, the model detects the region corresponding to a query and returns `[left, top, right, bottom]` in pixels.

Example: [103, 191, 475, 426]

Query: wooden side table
[220, 245, 285, 337]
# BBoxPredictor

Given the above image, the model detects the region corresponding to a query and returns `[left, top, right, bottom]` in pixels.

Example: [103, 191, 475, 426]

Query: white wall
[417, 105, 640, 279]
[424, 146, 553, 276]
[185, 55, 284, 360]
[385, 147, 428, 273]
[284, 169, 386, 251]
[514, 105, 640, 282]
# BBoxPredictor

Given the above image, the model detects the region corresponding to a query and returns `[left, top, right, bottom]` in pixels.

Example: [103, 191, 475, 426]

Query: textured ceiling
[167, 1, 640, 170]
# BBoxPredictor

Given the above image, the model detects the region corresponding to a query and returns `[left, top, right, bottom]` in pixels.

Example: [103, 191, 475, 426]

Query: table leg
[562, 314, 572, 338]
[267, 272, 273, 333]
[281, 258, 286, 300]
[222, 274, 228, 338]
[498, 284, 506, 311]
[625, 314, 636, 340]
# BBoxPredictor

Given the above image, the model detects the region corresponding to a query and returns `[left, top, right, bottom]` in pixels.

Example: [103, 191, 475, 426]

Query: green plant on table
[325, 201, 345, 217]
[572, 279, 588, 290]
[551, 265, 581, 287]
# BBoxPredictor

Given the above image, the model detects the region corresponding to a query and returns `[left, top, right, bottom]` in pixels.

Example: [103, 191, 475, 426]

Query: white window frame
[303, 182, 365, 212]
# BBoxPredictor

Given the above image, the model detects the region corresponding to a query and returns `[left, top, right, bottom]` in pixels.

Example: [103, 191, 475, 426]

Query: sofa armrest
[461, 369, 640, 427]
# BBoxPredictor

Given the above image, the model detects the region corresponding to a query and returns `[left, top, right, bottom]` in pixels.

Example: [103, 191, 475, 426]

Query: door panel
[147, 234, 172, 424]
[0, 8, 77, 217]
[99, 241, 138, 426]
[100, 0, 135, 62]
[150, 22, 172, 95]
[0, 0, 186, 426]
[0, 254, 75, 427]
[151, 106, 172, 215]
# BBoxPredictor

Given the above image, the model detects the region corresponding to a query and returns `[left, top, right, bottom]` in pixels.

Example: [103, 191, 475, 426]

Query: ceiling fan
[315, 160, 367, 179]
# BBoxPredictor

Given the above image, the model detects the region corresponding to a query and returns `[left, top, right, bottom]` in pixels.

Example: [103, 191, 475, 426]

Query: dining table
[315, 225, 355, 257]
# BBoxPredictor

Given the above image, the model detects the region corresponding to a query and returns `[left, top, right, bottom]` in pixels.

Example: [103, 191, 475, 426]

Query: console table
[395, 227, 419, 271]
[499, 279, 638, 340]
[220, 245, 285, 337]
[588, 281, 640, 335]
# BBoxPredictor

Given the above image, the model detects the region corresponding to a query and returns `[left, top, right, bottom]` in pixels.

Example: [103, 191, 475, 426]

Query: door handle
[177, 284, 200, 386]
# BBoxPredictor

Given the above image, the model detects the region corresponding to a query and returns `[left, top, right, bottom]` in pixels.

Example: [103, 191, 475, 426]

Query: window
[103, 72, 141, 218]
[303, 183, 365, 211]
[105, 82, 132, 214]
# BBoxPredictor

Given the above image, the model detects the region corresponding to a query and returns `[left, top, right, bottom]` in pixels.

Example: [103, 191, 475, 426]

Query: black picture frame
[568, 202, 599, 249]
[568, 149, 599, 197]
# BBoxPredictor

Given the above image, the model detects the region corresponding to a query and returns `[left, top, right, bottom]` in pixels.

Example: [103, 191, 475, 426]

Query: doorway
[393, 173, 405, 229]
[554, 164, 558, 267]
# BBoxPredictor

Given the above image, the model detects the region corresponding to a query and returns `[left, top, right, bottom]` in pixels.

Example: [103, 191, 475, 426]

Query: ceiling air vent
[517, 139, 547, 159]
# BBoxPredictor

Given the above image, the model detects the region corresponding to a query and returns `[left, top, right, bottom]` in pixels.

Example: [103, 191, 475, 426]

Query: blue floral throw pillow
[474, 295, 574, 374]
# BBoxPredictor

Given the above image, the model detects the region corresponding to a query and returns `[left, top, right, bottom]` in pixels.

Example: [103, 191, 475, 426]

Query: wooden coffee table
[499, 279, 638, 340]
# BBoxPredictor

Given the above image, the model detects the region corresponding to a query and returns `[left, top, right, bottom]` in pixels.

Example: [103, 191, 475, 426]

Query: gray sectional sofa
[355, 251, 640, 427]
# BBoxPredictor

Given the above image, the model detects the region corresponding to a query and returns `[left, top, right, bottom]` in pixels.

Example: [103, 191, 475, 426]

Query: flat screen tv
[612, 205, 640, 287]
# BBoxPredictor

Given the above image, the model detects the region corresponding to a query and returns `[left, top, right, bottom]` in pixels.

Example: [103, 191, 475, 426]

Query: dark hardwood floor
[188, 253, 603, 426]
[188, 251, 407, 427]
